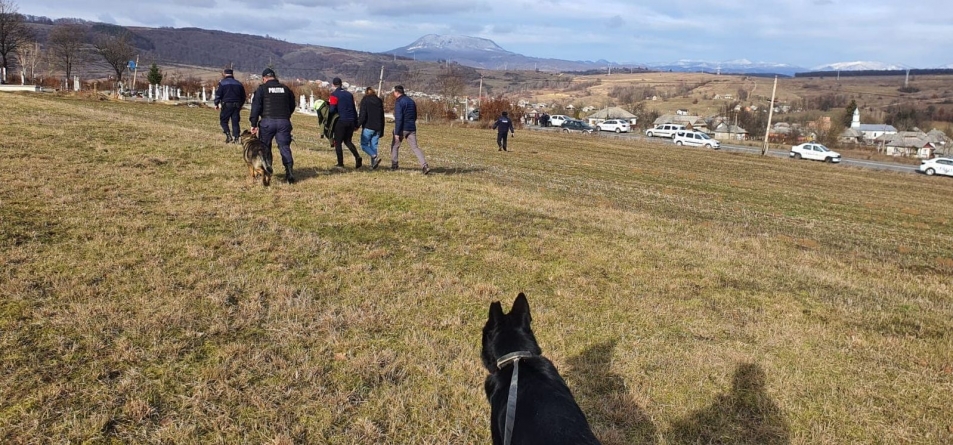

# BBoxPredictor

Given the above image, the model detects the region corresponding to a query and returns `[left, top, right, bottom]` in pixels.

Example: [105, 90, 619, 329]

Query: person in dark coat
[214, 68, 246, 143]
[492, 111, 516, 151]
[358, 87, 385, 170]
[390, 85, 430, 174]
[329, 77, 362, 169]
[249, 68, 297, 183]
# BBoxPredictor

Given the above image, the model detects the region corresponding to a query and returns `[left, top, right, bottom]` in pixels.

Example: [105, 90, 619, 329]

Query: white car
[673, 130, 720, 149]
[549, 115, 570, 127]
[789, 142, 841, 163]
[645, 123, 686, 138]
[597, 119, 630, 133]
[919, 157, 953, 176]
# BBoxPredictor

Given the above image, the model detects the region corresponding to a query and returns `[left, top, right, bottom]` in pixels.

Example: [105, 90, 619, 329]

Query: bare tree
[48, 23, 87, 83]
[0, 0, 33, 81]
[93, 31, 134, 93]
[13, 37, 36, 82]
[436, 67, 464, 111]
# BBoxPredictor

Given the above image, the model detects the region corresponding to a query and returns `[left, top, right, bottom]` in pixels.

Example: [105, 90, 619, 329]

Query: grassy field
[2, 92, 952, 444]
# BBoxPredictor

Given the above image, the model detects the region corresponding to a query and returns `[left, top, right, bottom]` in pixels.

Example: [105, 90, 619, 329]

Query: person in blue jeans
[358, 87, 385, 170]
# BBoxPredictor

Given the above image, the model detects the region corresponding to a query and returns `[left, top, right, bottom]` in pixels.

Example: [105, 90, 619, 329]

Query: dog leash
[497, 351, 535, 445]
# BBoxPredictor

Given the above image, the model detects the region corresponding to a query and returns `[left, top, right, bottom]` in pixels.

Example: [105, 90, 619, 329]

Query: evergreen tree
[842, 100, 857, 128]
[147, 62, 162, 85]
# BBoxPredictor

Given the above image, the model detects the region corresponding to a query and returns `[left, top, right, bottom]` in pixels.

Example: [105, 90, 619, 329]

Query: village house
[654, 114, 709, 132]
[712, 122, 748, 141]
[585, 107, 638, 126]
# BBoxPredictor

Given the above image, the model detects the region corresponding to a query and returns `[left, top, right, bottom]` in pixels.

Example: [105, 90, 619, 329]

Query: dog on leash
[239, 130, 273, 186]
[481, 293, 601, 445]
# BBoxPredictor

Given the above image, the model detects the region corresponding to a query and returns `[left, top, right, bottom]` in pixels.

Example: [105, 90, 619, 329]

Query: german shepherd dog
[240, 130, 273, 186]
[481, 293, 601, 445]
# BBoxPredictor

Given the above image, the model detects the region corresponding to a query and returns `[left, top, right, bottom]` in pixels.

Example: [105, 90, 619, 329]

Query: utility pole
[761, 76, 778, 156]
[377, 65, 384, 97]
[478, 74, 483, 108]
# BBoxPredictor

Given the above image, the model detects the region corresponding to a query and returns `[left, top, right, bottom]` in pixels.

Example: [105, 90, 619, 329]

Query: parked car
[919, 157, 953, 176]
[645, 123, 686, 138]
[561, 119, 596, 134]
[549, 115, 570, 127]
[467, 109, 480, 121]
[598, 119, 630, 133]
[789, 142, 841, 163]
[673, 130, 720, 149]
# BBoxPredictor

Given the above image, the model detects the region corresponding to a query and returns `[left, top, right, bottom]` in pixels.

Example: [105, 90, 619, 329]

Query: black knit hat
[223, 69, 234, 75]
[262, 68, 276, 78]
[332, 77, 342, 86]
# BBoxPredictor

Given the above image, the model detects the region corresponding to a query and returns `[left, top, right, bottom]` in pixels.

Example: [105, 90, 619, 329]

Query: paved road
[526, 126, 920, 175]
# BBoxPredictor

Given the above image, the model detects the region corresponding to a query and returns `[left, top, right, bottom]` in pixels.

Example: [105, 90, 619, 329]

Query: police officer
[250, 68, 297, 183]
[492, 111, 516, 151]
[214, 68, 246, 143]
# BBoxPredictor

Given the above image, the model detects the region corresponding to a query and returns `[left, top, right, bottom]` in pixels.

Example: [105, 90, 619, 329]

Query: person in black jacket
[329, 77, 362, 169]
[358, 87, 385, 170]
[214, 68, 246, 143]
[492, 111, 516, 151]
[249, 68, 297, 183]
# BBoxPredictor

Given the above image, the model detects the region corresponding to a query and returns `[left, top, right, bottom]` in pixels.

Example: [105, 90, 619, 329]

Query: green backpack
[313, 99, 338, 143]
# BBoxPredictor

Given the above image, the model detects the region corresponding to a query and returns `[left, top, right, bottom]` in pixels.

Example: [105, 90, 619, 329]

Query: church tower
[851, 108, 860, 129]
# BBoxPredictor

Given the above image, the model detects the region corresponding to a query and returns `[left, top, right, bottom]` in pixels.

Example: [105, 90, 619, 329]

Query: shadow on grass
[666, 362, 790, 445]
[566, 340, 658, 445]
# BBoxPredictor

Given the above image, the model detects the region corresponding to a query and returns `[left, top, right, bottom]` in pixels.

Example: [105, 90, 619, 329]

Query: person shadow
[666, 362, 791, 445]
[565, 340, 658, 445]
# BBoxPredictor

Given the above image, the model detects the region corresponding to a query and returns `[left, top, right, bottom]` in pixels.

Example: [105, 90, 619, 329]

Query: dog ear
[511, 292, 532, 324]
[488, 301, 504, 324]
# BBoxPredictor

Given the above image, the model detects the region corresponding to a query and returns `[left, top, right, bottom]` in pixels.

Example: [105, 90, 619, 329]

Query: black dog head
[481, 293, 543, 373]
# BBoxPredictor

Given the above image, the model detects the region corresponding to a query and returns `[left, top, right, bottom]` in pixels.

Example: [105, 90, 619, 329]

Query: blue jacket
[393, 94, 417, 134]
[492, 116, 514, 134]
[214, 76, 246, 106]
[329, 87, 357, 122]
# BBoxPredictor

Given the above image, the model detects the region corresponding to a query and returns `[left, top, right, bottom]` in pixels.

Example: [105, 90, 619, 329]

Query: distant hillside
[24, 19, 482, 91]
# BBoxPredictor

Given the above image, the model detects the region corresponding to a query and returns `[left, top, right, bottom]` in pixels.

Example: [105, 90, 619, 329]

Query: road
[525, 126, 920, 175]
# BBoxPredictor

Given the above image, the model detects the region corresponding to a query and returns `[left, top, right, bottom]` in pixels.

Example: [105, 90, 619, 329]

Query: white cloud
[17, 0, 953, 68]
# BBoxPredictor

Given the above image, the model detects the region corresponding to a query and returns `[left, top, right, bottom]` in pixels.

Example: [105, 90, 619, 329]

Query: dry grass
[1, 92, 952, 444]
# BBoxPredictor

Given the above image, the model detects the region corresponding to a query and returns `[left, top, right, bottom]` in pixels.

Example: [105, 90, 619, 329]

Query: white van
[645, 123, 686, 138]
[673, 130, 720, 149]
[549, 115, 571, 127]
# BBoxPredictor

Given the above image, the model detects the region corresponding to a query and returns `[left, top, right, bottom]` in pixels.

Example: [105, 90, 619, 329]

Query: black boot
[284, 163, 296, 184]
[224, 132, 232, 143]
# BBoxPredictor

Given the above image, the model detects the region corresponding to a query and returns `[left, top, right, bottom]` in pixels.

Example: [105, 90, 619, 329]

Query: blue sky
[19, 0, 953, 69]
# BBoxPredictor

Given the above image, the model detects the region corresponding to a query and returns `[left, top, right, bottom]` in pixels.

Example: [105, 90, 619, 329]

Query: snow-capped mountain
[402, 34, 511, 54]
[385, 34, 609, 71]
[810, 61, 911, 71]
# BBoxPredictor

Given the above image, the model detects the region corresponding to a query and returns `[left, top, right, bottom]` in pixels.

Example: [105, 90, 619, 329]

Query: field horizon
[2, 92, 951, 444]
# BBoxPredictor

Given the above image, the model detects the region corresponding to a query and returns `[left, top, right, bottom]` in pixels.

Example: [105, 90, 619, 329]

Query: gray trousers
[390, 131, 428, 167]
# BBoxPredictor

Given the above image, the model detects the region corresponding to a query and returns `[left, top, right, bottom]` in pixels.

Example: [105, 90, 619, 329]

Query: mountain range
[388, 34, 952, 76]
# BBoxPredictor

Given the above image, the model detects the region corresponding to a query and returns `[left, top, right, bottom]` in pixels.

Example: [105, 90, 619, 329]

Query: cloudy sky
[18, 0, 953, 69]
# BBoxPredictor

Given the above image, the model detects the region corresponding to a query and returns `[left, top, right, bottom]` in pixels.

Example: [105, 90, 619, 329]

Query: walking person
[214, 68, 246, 143]
[492, 111, 516, 151]
[329, 77, 362, 169]
[390, 85, 431, 174]
[249, 68, 297, 184]
[358, 87, 385, 170]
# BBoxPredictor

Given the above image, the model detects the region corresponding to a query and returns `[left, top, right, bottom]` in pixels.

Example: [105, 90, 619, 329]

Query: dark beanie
[223, 69, 234, 75]
[502, 111, 508, 116]
[332, 77, 342, 86]
[262, 68, 276, 78]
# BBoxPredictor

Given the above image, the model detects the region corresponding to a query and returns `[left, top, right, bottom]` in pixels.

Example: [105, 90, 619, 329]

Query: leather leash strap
[497, 351, 535, 445]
